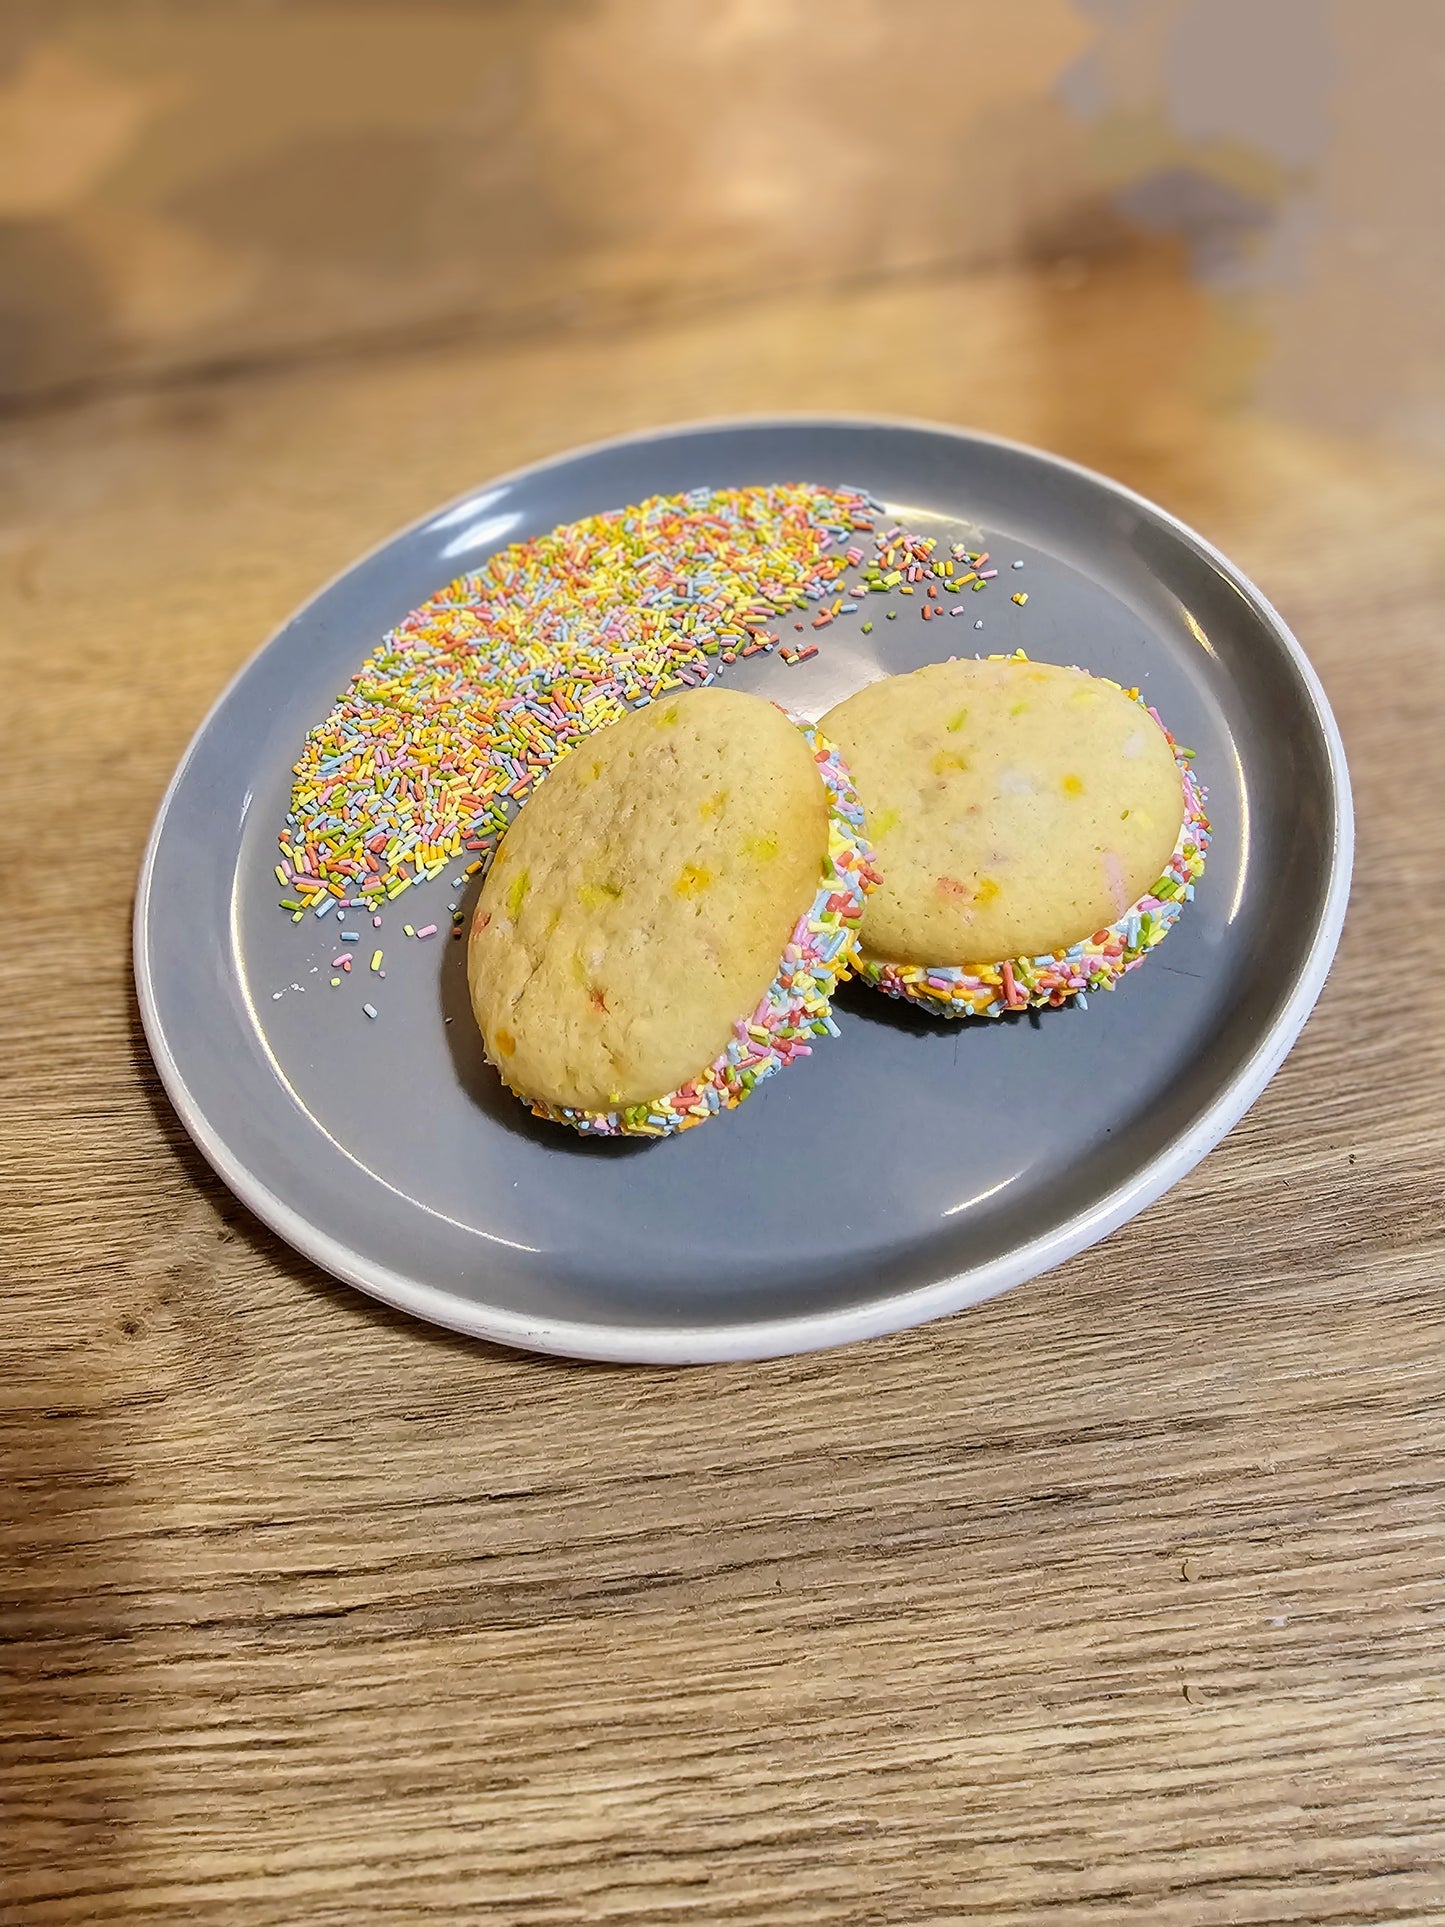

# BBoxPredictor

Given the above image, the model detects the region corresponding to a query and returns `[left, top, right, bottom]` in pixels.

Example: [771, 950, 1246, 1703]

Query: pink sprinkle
[372, 915, 383, 928]
[331, 955, 349, 968]
[415, 923, 438, 939]
[980, 568, 998, 579]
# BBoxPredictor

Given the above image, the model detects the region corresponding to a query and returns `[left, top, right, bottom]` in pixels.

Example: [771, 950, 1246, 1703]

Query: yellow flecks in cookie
[946, 706, 969, 733]
[579, 759, 604, 783]
[653, 703, 681, 728]
[975, 875, 1001, 905]
[570, 950, 589, 985]
[869, 807, 900, 838]
[674, 862, 714, 898]
[505, 869, 530, 918]
[577, 879, 623, 910]
[931, 749, 970, 775]
[742, 832, 780, 862]
[494, 1027, 517, 1058]
[1009, 701, 1028, 717]
[698, 789, 730, 821]
[1061, 773, 1085, 797]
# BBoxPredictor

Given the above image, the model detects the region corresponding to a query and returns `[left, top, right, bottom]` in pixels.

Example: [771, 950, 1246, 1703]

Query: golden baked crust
[823, 656, 1184, 966]
[468, 687, 829, 1112]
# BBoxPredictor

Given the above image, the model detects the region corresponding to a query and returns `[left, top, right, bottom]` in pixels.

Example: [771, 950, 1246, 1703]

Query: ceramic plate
[135, 417, 1352, 1363]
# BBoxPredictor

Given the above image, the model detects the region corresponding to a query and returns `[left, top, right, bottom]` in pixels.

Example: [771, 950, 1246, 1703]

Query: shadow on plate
[833, 974, 1047, 1035]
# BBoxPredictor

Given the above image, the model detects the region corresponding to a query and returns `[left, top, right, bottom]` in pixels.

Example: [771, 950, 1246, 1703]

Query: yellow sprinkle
[1012, 591, 1029, 605]
[946, 707, 968, 733]
[370, 949, 383, 971]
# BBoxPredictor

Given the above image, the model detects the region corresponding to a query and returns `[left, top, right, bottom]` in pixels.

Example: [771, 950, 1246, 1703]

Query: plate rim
[134, 412, 1355, 1364]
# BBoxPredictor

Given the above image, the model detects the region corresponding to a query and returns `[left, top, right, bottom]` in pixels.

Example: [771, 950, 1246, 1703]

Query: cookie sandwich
[469, 686, 875, 1134]
[821, 653, 1208, 1017]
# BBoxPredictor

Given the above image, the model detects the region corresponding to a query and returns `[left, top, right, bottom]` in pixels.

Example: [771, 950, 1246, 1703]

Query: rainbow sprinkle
[278, 485, 886, 913]
[276, 492, 1027, 925]
[856, 682, 1208, 1019]
[510, 725, 879, 1137]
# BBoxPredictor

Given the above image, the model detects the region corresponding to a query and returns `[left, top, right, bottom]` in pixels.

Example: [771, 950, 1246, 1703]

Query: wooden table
[5, 247, 1444, 1924]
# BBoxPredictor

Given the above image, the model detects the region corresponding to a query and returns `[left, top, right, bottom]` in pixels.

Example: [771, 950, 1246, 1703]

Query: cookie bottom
[857, 698, 1210, 1020]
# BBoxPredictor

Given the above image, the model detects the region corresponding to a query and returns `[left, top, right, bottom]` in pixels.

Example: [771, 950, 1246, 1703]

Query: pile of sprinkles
[280, 485, 876, 922]
[856, 679, 1210, 1019]
[508, 727, 878, 1137]
[275, 487, 1025, 945]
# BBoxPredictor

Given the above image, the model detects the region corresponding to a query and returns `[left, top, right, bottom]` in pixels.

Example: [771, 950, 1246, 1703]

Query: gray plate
[135, 417, 1352, 1363]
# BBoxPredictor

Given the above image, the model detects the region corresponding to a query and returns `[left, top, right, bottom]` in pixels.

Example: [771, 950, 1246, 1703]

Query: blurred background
[2, 0, 1441, 454]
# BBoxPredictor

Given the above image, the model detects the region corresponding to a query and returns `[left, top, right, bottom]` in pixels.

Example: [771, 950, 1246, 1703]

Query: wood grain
[3, 244, 1445, 1924]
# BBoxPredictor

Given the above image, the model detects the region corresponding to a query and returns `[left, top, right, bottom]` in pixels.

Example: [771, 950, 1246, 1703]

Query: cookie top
[469, 687, 831, 1113]
[821, 656, 1185, 965]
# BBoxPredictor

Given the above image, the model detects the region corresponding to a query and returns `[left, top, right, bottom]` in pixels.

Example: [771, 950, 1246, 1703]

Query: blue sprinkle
[340, 931, 360, 943]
